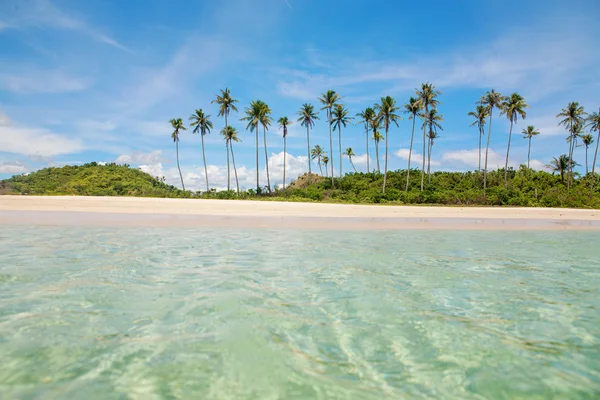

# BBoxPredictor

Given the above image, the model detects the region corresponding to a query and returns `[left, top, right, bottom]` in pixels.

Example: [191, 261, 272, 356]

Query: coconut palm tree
[297, 103, 320, 175]
[581, 133, 594, 175]
[468, 105, 489, 172]
[372, 123, 384, 173]
[189, 109, 213, 192]
[403, 97, 423, 191]
[546, 154, 577, 184]
[311, 145, 325, 176]
[322, 155, 330, 177]
[416, 83, 441, 191]
[212, 88, 238, 134]
[557, 102, 587, 189]
[374, 96, 402, 193]
[278, 116, 292, 189]
[259, 102, 273, 192]
[422, 109, 443, 183]
[586, 110, 600, 191]
[500, 92, 528, 187]
[170, 117, 187, 191]
[331, 103, 352, 177]
[318, 90, 341, 185]
[221, 126, 240, 193]
[344, 147, 357, 172]
[522, 125, 540, 169]
[478, 89, 506, 199]
[241, 100, 264, 192]
[356, 107, 376, 172]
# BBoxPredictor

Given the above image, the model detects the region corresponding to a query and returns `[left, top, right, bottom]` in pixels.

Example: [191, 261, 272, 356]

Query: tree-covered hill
[1, 163, 188, 197]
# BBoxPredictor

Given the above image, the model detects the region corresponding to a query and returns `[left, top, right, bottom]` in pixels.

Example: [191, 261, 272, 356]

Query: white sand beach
[1, 196, 599, 229]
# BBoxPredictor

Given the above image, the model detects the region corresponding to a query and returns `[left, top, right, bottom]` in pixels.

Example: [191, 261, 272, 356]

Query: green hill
[1, 163, 188, 197]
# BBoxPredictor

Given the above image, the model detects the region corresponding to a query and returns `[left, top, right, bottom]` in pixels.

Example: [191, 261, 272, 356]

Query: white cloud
[0, 70, 91, 93]
[441, 148, 545, 171]
[394, 148, 440, 167]
[0, 161, 27, 174]
[116, 150, 164, 165]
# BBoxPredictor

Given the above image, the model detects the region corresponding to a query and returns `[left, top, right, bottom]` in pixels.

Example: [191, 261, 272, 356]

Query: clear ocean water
[1, 226, 599, 399]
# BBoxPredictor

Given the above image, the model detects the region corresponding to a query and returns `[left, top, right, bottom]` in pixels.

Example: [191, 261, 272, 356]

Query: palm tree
[416, 83, 441, 191]
[403, 97, 423, 191]
[170, 117, 187, 191]
[581, 133, 594, 175]
[344, 147, 357, 172]
[322, 155, 330, 177]
[374, 96, 402, 193]
[241, 100, 264, 192]
[311, 145, 325, 176]
[356, 107, 376, 172]
[500, 92, 528, 187]
[332, 103, 352, 177]
[278, 116, 292, 189]
[221, 126, 240, 193]
[423, 109, 443, 183]
[557, 102, 587, 189]
[259, 102, 273, 192]
[189, 109, 213, 192]
[372, 124, 384, 173]
[318, 90, 341, 185]
[522, 125, 540, 169]
[478, 89, 506, 199]
[586, 109, 600, 191]
[546, 154, 577, 184]
[297, 103, 320, 175]
[468, 105, 489, 172]
[212, 87, 238, 135]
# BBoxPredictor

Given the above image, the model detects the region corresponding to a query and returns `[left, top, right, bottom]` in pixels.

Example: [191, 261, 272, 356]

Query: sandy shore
[1, 196, 600, 230]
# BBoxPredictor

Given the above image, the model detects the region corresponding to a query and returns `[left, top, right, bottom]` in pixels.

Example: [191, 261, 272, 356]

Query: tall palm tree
[170, 117, 187, 191]
[318, 90, 341, 185]
[500, 92, 528, 187]
[586, 110, 600, 191]
[416, 83, 441, 191]
[468, 105, 489, 172]
[297, 103, 320, 175]
[374, 96, 402, 193]
[522, 125, 540, 169]
[311, 145, 325, 176]
[322, 155, 330, 177]
[557, 101, 587, 189]
[372, 123, 384, 173]
[221, 126, 240, 193]
[356, 107, 376, 172]
[278, 116, 292, 189]
[344, 147, 357, 172]
[189, 109, 213, 192]
[241, 100, 264, 192]
[259, 102, 273, 192]
[212, 88, 238, 135]
[546, 154, 577, 184]
[581, 133, 594, 175]
[403, 97, 423, 191]
[478, 89, 505, 199]
[332, 103, 352, 177]
[423, 109, 443, 183]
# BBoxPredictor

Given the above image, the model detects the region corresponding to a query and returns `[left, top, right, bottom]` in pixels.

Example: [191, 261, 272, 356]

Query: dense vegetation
[3, 163, 600, 208]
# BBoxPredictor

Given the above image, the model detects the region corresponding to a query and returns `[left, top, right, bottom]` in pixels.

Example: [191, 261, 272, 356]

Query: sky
[1, 0, 599, 190]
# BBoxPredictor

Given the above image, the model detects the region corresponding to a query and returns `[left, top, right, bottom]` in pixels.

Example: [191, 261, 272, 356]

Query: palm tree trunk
[328, 110, 334, 187]
[256, 124, 260, 192]
[306, 126, 311, 175]
[568, 122, 574, 191]
[201, 134, 209, 192]
[406, 117, 416, 192]
[527, 136, 532, 169]
[478, 126, 482, 172]
[591, 128, 600, 194]
[350, 158, 357, 173]
[263, 126, 271, 192]
[230, 141, 239, 194]
[283, 136, 287, 189]
[427, 139, 432, 184]
[383, 122, 389, 194]
[484, 112, 493, 200]
[318, 160, 323, 176]
[338, 124, 342, 177]
[176, 139, 185, 191]
[226, 141, 230, 191]
[586, 145, 589, 175]
[365, 125, 370, 173]
[504, 119, 513, 188]
[421, 108, 428, 191]
[375, 141, 380, 173]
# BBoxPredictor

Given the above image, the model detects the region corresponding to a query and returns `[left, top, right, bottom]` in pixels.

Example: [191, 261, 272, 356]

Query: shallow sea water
[0, 226, 599, 399]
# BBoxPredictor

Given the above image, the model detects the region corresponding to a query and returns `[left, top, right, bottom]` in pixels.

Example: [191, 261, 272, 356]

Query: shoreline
[1, 196, 600, 230]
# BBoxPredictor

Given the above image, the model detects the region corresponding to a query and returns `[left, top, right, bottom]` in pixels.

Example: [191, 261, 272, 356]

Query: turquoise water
[1, 226, 599, 399]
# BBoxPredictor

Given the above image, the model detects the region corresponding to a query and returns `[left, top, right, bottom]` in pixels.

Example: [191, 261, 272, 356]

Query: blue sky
[1, 0, 599, 190]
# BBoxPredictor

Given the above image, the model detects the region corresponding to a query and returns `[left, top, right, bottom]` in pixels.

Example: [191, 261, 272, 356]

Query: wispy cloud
[0, 69, 91, 93]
